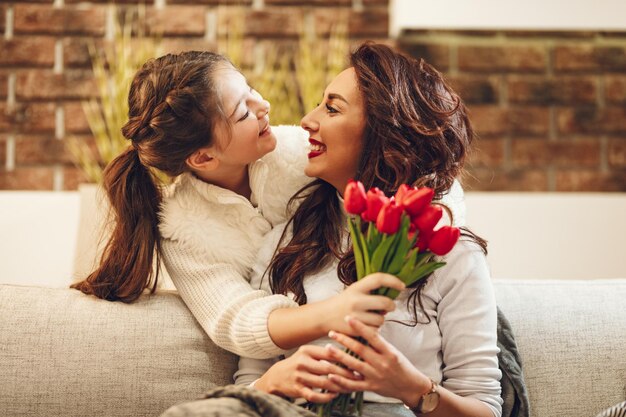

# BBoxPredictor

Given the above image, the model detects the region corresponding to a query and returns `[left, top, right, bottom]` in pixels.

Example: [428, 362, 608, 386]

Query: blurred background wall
[0, 0, 625, 192]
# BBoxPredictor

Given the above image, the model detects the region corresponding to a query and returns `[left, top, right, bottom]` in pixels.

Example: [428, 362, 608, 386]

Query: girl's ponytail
[71, 146, 162, 302]
[71, 51, 229, 302]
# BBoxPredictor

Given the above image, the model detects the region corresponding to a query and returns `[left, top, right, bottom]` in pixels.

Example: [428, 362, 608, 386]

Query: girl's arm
[163, 238, 404, 359]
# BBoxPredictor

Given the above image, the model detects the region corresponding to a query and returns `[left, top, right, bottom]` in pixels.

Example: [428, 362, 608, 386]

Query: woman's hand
[324, 316, 432, 406]
[254, 345, 357, 403]
[321, 273, 405, 335]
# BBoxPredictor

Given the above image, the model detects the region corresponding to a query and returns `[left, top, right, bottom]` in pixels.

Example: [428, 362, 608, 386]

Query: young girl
[235, 43, 502, 417]
[70, 51, 419, 359]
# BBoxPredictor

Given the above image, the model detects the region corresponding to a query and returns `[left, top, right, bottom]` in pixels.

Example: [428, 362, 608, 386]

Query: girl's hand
[254, 345, 357, 403]
[325, 316, 432, 405]
[322, 273, 405, 335]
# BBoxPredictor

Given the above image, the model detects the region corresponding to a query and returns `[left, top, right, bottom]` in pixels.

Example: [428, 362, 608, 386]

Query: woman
[236, 43, 502, 417]
[70, 50, 440, 359]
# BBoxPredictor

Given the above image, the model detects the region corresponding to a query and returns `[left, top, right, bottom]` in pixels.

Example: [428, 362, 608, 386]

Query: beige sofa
[1, 279, 625, 417]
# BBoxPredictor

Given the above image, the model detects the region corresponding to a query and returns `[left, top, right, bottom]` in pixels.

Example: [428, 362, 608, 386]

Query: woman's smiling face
[300, 67, 366, 194]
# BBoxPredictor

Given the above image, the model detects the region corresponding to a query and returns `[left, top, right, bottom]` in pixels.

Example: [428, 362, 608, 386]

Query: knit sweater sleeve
[161, 237, 297, 359]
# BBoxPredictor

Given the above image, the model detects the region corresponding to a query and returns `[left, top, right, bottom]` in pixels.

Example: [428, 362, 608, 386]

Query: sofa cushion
[0, 284, 238, 417]
[493, 279, 626, 417]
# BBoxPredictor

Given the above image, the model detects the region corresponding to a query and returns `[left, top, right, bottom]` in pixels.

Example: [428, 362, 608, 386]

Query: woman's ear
[186, 148, 220, 172]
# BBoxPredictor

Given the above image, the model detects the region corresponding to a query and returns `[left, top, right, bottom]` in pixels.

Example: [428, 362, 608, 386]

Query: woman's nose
[301, 108, 319, 132]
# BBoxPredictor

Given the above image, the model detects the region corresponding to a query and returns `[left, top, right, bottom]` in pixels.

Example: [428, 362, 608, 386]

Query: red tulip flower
[344, 180, 367, 215]
[402, 187, 435, 217]
[361, 188, 389, 222]
[376, 200, 403, 234]
[412, 205, 443, 234]
[394, 184, 415, 205]
[428, 226, 461, 256]
[415, 229, 432, 252]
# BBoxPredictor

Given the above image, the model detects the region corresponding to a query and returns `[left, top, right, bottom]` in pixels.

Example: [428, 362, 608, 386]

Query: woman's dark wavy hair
[268, 42, 486, 323]
[71, 51, 231, 302]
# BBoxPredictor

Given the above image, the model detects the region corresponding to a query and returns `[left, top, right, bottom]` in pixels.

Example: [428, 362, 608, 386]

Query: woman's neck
[193, 165, 252, 200]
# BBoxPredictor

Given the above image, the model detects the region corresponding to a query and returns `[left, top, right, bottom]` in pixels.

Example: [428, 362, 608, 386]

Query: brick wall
[399, 30, 626, 191]
[1, 1, 625, 192]
[0, 0, 388, 190]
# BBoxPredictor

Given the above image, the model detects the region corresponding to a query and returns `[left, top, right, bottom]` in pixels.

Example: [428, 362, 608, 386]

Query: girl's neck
[194, 165, 252, 200]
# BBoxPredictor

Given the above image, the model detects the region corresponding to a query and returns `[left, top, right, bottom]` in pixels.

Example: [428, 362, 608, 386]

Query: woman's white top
[236, 222, 503, 417]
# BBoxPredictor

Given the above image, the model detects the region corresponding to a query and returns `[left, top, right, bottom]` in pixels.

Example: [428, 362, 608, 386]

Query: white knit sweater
[159, 126, 311, 359]
[158, 125, 469, 360]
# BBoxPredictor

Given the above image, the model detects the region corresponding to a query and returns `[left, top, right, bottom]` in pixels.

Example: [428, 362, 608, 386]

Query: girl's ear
[186, 148, 220, 172]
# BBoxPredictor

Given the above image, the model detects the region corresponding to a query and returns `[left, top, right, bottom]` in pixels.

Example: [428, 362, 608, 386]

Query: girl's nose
[255, 98, 270, 119]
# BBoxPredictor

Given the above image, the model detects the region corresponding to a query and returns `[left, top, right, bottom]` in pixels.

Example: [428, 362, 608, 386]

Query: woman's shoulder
[430, 238, 491, 296]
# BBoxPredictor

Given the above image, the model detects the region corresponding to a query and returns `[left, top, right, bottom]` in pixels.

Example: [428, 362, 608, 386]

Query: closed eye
[238, 110, 250, 122]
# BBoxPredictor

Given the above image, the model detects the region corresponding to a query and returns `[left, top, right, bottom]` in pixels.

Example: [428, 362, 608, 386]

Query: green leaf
[404, 262, 447, 287]
[348, 217, 365, 280]
[369, 234, 396, 273]
[385, 215, 412, 274]
[397, 250, 420, 282]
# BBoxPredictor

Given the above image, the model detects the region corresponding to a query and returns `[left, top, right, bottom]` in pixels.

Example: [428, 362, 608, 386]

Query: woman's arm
[326, 244, 502, 417]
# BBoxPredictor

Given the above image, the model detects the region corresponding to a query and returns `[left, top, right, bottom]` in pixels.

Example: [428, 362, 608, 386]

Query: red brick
[469, 105, 549, 137]
[502, 30, 596, 39]
[605, 76, 626, 105]
[446, 75, 500, 104]
[218, 7, 303, 38]
[64, 102, 91, 134]
[0, 37, 56, 68]
[555, 169, 626, 191]
[14, 4, 106, 36]
[160, 38, 218, 57]
[507, 76, 597, 105]
[464, 168, 548, 191]
[397, 41, 450, 71]
[145, 6, 205, 37]
[64, 37, 99, 69]
[314, 8, 388, 37]
[265, 0, 351, 5]
[166, 0, 251, 4]
[16, 69, 96, 101]
[0, 103, 15, 132]
[467, 138, 505, 167]
[554, 45, 626, 73]
[0, 5, 5, 33]
[62, 165, 91, 190]
[15, 134, 70, 164]
[11, 102, 56, 133]
[0, 72, 7, 99]
[0, 167, 55, 190]
[0, 135, 6, 163]
[458, 45, 546, 73]
[557, 107, 626, 134]
[511, 137, 601, 168]
[608, 138, 626, 168]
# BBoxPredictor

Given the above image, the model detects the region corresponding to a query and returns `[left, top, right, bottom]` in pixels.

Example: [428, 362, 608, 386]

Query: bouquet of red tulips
[315, 180, 460, 417]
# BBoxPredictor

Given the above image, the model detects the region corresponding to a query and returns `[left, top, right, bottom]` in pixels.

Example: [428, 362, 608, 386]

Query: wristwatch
[405, 379, 440, 414]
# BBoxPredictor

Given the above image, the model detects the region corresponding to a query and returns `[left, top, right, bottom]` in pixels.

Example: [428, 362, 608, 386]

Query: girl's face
[300, 68, 366, 194]
[211, 65, 276, 167]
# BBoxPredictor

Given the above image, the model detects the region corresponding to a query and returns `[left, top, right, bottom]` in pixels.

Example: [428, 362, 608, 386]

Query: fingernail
[344, 315, 352, 323]
[328, 330, 336, 338]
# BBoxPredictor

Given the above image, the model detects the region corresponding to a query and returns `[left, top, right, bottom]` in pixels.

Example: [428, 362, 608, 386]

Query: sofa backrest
[1, 280, 625, 417]
[0, 284, 237, 417]
[494, 279, 626, 417]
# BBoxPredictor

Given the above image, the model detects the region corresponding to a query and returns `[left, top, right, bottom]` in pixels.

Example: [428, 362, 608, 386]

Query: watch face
[420, 391, 441, 413]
